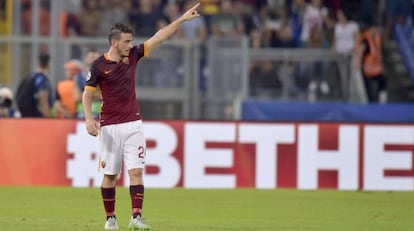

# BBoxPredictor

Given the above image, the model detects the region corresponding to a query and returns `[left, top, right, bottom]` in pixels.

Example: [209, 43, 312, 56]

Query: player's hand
[86, 119, 100, 137]
[180, 3, 200, 21]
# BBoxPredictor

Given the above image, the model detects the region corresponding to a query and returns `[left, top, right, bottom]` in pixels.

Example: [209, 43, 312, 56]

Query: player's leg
[100, 124, 123, 230]
[101, 174, 117, 217]
[102, 174, 118, 230]
[362, 74, 375, 102]
[128, 168, 144, 217]
[123, 120, 151, 230]
[127, 169, 151, 230]
[377, 74, 387, 103]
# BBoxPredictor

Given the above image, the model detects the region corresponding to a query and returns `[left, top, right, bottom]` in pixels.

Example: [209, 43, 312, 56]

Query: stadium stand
[393, 24, 414, 101]
[1, 0, 414, 121]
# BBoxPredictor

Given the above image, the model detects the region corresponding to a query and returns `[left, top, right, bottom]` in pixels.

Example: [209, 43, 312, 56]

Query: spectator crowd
[1, 0, 413, 118]
[20, 0, 412, 45]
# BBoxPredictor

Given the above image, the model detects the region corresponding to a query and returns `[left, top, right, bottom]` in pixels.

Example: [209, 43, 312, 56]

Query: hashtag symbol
[67, 122, 103, 187]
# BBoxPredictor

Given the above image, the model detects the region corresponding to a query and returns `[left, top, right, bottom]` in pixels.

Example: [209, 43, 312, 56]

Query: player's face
[115, 33, 133, 58]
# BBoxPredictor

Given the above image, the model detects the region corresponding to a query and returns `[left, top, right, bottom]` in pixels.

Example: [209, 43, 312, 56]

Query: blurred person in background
[151, 1, 184, 87]
[384, 0, 412, 40]
[273, 22, 297, 48]
[21, 0, 50, 35]
[99, 0, 129, 36]
[16, 53, 53, 118]
[198, 0, 219, 33]
[249, 27, 265, 49]
[60, 2, 82, 38]
[300, 0, 328, 45]
[61, 10, 83, 59]
[78, 0, 102, 37]
[129, 0, 162, 38]
[79, 48, 101, 93]
[261, 0, 286, 34]
[290, 0, 306, 22]
[333, 8, 358, 89]
[211, 0, 245, 37]
[0, 86, 20, 118]
[290, 0, 307, 43]
[163, 1, 181, 22]
[150, 0, 166, 14]
[76, 48, 101, 119]
[83, 47, 101, 71]
[249, 27, 282, 98]
[159, 1, 181, 31]
[323, 0, 341, 18]
[356, 22, 387, 103]
[179, 0, 208, 90]
[333, 9, 359, 56]
[304, 25, 331, 101]
[250, 2, 267, 32]
[268, 7, 298, 48]
[179, 0, 208, 43]
[54, 60, 83, 118]
[233, 0, 256, 35]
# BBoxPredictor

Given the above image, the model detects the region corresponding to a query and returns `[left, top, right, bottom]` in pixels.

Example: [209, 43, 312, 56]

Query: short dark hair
[38, 53, 50, 69]
[108, 23, 134, 45]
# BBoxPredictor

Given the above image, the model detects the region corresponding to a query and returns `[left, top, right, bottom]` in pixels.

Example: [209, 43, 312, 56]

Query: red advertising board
[0, 119, 413, 190]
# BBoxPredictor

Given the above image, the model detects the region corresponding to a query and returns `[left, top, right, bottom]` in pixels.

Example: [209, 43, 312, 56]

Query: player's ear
[110, 38, 118, 47]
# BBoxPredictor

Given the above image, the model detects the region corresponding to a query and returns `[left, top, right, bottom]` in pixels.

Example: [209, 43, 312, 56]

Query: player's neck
[106, 48, 122, 63]
[36, 67, 48, 75]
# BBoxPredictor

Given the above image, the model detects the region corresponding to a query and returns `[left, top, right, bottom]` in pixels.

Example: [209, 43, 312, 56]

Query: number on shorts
[138, 146, 145, 158]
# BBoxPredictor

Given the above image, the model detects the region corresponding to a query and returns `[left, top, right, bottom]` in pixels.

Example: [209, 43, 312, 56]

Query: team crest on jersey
[86, 71, 91, 81]
[122, 57, 129, 64]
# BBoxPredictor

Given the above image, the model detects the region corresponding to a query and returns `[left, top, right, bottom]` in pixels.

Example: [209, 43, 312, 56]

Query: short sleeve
[129, 44, 148, 63]
[35, 74, 50, 91]
[85, 65, 99, 92]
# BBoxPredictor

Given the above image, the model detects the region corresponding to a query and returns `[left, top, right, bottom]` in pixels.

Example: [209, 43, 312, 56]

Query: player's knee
[102, 174, 117, 187]
[128, 168, 143, 179]
[104, 174, 117, 180]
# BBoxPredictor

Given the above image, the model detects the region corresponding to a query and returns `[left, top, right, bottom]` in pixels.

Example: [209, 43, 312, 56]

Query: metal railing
[249, 48, 351, 102]
[0, 36, 200, 119]
[203, 36, 249, 120]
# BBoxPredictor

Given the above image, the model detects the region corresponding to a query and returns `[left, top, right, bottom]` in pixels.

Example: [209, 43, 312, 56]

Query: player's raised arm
[145, 3, 200, 51]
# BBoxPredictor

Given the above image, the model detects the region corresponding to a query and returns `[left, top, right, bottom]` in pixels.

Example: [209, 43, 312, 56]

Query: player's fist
[86, 119, 100, 137]
[180, 3, 200, 21]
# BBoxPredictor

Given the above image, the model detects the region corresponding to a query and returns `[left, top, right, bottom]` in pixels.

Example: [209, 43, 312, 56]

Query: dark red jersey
[85, 43, 148, 126]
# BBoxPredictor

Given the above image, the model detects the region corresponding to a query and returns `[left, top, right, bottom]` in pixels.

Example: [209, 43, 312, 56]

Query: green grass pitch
[0, 187, 413, 230]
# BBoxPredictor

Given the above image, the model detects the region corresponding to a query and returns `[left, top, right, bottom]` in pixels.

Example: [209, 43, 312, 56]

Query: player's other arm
[38, 90, 50, 117]
[82, 88, 99, 136]
[145, 3, 200, 51]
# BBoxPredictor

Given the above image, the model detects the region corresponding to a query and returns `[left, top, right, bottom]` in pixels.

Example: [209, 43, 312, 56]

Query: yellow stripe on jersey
[85, 86, 97, 92]
[144, 42, 149, 57]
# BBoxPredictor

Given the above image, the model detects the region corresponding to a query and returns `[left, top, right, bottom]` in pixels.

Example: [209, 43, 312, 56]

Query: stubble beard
[115, 46, 128, 59]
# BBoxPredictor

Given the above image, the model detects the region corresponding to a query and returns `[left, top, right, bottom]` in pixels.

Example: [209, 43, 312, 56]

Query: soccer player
[82, 3, 200, 230]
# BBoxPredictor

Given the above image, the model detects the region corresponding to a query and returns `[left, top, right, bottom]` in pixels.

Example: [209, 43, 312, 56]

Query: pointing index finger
[191, 3, 200, 11]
